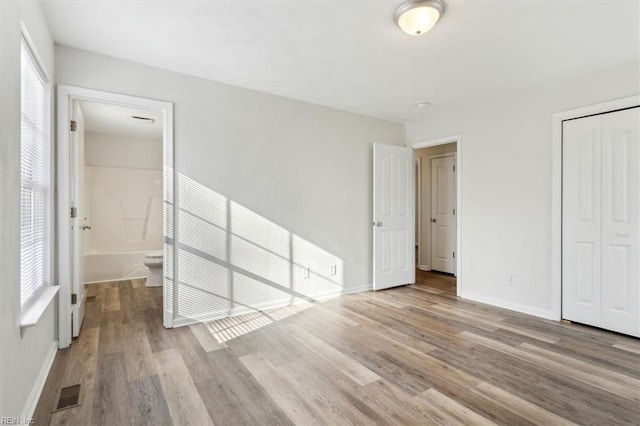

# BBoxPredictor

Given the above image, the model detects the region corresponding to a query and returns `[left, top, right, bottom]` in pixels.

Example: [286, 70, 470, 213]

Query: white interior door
[562, 107, 639, 337]
[71, 101, 86, 336]
[373, 143, 415, 290]
[600, 108, 639, 336]
[562, 115, 602, 328]
[430, 155, 456, 273]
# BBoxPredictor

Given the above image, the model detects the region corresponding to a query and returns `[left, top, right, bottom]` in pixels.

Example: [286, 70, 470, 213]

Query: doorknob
[431, 218, 436, 223]
[376, 221, 383, 227]
[81, 224, 92, 231]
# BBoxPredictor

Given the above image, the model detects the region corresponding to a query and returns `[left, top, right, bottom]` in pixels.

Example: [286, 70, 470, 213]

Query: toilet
[143, 251, 163, 287]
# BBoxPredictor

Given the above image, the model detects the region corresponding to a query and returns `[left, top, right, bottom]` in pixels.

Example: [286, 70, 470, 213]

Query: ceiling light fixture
[129, 115, 155, 124]
[416, 102, 431, 108]
[394, 0, 445, 36]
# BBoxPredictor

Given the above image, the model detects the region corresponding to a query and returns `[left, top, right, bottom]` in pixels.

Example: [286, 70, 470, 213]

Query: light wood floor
[34, 272, 640, 425]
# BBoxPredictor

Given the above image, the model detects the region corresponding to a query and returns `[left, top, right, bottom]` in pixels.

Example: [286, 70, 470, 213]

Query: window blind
[20, 38, 49, 307]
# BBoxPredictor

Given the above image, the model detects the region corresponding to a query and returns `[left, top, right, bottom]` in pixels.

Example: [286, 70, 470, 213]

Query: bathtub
[84, 250, 159, 284]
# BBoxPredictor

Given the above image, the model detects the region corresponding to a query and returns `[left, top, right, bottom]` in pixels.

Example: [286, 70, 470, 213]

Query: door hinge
[453, 208, 456, 215]
[453, 165, 456, 172]
[70, 120, 77, 132]
[71, 293, 77, 305]
[70, 207, 77, 218]
[453, 252, 456, 259]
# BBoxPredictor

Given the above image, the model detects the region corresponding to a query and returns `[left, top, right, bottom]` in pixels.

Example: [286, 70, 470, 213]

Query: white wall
[85, 131, 162, 170]
[84, 131, 163, 256]
[55, 45, 405, 323]
[85, 166, 163, 254]
[415, 142, 457, 270]
[0, 1, 57, 417]
[406, 60, 640, 318]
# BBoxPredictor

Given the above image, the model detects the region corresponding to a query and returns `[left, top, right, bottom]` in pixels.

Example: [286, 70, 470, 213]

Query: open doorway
[412, 136, 460, 294]
[57, 86, 173, 348]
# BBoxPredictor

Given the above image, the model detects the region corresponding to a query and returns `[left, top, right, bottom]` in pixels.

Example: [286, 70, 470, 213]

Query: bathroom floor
[33, 274, 640, 425]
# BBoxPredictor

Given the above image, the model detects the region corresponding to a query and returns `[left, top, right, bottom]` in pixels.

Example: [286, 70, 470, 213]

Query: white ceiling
[79, 100, 163, 139]
[43, 0, 639, 123]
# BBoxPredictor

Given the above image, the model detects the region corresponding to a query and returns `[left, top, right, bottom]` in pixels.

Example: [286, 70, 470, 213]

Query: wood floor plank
[240, 352, 325, 425]
[154, 348, 213, 426]
[189, 322, 228, 352]
[277, 360, 380, 425]
[101, 286, 121, 312]
[284, 324, 381, 386]
[131, 278, 146, 288]
[132, 287, 158, 311]
[124, 330, 158, 382]
[461, 331, 640, 403]
[83, 304, 103, 329]
[196, 348, 294, 425]
[475, 381, 577, 426]
[126, 375, 173, 426]
[91, 352, 130, 426]
[430, 345, 639, 425]
[613, 339, 640, 355]
[519, 342, 640, 390]
[414, 388, 496, 426]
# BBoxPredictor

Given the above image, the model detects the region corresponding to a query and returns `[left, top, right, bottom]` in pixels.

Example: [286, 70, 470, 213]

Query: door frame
[415, 158, 421, 266]
[56, 85, 175, 348]
[551, 95, 640, 322]
[409, 135, 462, 296]
[428, 153, 457, 274]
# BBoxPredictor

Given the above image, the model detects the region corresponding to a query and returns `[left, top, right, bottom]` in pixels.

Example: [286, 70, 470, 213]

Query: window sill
[20, 286, 59, 329]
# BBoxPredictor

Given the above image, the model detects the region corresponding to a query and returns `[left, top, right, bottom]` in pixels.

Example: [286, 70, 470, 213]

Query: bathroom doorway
[57, 86, 174, 348]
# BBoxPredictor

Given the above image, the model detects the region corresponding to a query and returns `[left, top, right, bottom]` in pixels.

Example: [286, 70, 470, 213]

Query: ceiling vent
[129, 115, 155, 124]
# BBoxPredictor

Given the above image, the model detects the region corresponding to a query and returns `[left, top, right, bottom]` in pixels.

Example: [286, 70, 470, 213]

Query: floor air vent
[54, 384, 82, 412]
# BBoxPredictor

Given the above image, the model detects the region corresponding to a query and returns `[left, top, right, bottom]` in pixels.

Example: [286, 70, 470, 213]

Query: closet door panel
[562, 116, 602, 327]
[601, 107, 639, 337]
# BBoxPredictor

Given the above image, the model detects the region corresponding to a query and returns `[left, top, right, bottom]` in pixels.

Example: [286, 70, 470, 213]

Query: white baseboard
[459, 291, 555, 320]
[342, 284, 372, 295]
[21, 340, 58, 419]
[172, 284, 373, 328]
[84, 276, 146, 285]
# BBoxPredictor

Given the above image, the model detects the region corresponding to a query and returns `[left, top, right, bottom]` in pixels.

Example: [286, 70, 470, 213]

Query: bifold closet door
[562, 115, 603, 329]
[562, 107, 639, 337]
[600, 108, 639, 336]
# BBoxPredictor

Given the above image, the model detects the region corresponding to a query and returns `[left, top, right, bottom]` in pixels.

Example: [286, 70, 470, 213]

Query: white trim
[83, 276, 147, 285]
[460, 291, 555, 320]
[342, 284, 373, 295]
[19, 26, 55, 316]
[57, 85, 175, 348]
[551, 96, 640, 321]
[409, 134, 462, 296]
[418, 265, 431, 271]
[21, 341, 58, 419]
[20, 23, 50, 82]
[20, 286, 59, 329]
[415, 158, 421, 263]
[413, 134, 460, 149]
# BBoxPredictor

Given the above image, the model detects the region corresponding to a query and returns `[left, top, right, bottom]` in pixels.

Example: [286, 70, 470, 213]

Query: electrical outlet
[508, 274, 517, 286]
[303, 267, 310, 279]
[330, 264, 337, 276]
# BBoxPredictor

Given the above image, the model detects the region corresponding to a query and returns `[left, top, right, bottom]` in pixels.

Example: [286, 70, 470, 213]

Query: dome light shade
[394, 0, 445, 36]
